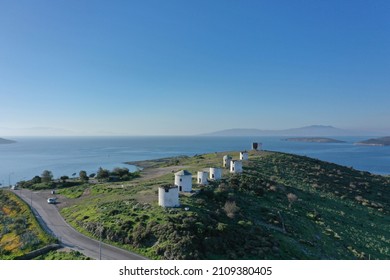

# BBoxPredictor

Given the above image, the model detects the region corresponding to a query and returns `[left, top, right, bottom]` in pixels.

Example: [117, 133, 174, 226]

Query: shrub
[287, 193, 298, 208]
[216, 223, 228, 232]
[223, 201, 239, 218]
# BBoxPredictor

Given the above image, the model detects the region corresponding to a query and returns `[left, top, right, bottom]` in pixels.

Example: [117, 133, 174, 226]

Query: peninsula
[356, 136, 390, 146]
[10, 150, 389, 260]
[0, 138, 16, 144]
[283, 137, 346, 143]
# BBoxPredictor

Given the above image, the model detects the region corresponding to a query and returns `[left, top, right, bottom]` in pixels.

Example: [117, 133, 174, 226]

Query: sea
[1, 136, 390, 187]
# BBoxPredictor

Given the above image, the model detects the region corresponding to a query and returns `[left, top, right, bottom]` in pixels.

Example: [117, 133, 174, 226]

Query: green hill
[55, 151, 390, 259]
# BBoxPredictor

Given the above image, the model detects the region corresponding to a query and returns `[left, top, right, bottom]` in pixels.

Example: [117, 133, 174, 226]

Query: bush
[287, 193, 298, 208]
[96, 167, 110, 180]
[223, 201, 239, 218]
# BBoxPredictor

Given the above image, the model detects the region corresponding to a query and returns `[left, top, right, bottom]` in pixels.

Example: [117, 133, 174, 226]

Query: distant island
[201, 125, 383, 137]
[0, 138, 16, 144]
[283, 137, 346, 143]
[356, 136, 390, 146]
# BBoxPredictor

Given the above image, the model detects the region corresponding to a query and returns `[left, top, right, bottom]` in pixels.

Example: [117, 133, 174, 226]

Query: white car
[47, 198, 57, 204]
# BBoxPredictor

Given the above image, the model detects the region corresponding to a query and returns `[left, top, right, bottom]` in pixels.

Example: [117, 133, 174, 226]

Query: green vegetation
[16, 167, 140, 190]
[0, 190, 54, 259]
[41, 170, 54, 183]
[96, 167, 140, 182]
[17, 178, 80, 191]
[79, 170, 89, 182]
[5, 151, 387, 260]
[34, 249, 91, 260]
[246, 152, 389, 259]
[56, 151, 390, 260]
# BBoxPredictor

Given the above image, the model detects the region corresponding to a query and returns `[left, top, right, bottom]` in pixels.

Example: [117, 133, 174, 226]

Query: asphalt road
[13, 188, 147, 260]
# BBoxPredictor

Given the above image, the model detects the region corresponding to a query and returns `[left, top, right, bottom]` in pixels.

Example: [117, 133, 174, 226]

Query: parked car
[47, 198, 57, 204]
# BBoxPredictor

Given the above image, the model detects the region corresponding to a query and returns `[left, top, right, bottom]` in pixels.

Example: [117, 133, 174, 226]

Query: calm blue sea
[1, 136, 389, 186]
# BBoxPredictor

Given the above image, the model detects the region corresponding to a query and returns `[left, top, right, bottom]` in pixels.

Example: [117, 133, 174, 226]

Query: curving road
[13, 188, 147, 260]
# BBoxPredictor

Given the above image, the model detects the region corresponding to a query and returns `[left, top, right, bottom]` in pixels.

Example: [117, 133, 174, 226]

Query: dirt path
[138, 165, 189, 180]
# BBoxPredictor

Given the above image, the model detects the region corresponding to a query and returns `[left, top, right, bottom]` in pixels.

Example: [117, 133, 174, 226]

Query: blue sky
[0, 0, 389, 136]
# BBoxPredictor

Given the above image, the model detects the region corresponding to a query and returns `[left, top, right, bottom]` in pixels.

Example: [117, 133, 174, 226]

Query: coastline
[282, 137, 346, 143]
[354, 136, 390, 146]
[354, 143, 385, 147]
[2, 136, 390, 185]
[50, 150, 390, 260]
[0, 138, 17, 144]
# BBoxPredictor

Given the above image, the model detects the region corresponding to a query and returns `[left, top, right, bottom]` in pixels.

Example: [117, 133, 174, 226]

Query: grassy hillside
[57, 150, 389, 259]
[0, 190, 54, 259]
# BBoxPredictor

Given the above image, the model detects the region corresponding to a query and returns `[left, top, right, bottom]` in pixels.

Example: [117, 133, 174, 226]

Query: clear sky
[0, 0, 389, 136]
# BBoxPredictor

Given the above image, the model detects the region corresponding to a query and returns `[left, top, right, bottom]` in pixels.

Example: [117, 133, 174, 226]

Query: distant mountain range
[201, 125, 386, 137]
